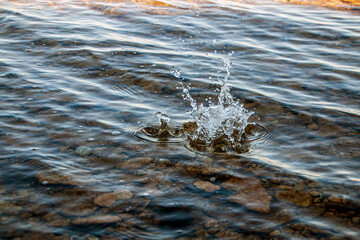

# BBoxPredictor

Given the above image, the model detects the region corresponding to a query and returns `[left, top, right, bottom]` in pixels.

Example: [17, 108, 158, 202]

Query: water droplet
[156, 112, 171, 128]
[111, 131, 120, 136]
[141, 192, 151, 197]
[171, 69, 181, 78]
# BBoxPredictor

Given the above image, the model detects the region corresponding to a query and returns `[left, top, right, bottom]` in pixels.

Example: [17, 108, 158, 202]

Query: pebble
[352, 217, 360, 224]
[88, 237, 99, 240]
[193, 180, 220, 192]
[307, 181, 323, 188]
[72, 215, 121, 225]
[94, 193, 116, 207]
[307, 123, 319, 130]
[215, 231, 244, 239]
[309, 191, 320, 197]
[317, 123, 341, 137]
[60, 201, 97, 217]
[328, 194, 341, 203]
[270, 230, 281, 236]
[222, 177, 272, 213]
[76, 146, 92, 157]
[275, 190, 312, 207]
[279, 185, 293, 190]
[36, 170, 85, 186]
[49, 219, 70, 227]
[116, 157, 153, 170]
[114, 189, 133, 200]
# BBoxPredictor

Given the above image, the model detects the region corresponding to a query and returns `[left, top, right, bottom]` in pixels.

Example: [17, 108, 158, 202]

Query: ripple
[132, 124, 187, 143]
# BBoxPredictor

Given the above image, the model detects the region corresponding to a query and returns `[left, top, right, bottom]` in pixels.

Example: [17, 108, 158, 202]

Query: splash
[181, 58, 254, 153]
[135, 111, 185, 143]
[134, 57, 255, 153]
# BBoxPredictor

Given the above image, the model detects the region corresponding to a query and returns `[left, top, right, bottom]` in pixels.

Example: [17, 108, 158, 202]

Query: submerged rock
[72, 215, 121, 225]
[328, 194, 342, 203]
[116, 157, 153, 170]
[60, 201, 98, 217]
[275, 190, 312, 207]
[194, 180, 220, 192]
[94, 193, 116, 207]
[215, 231, 244, 239]
[114, 189, 133, 200]
[36, 170, 86, 186]
[75, 146, 92, 157]
[0, 201, 23, 215]
[21, 232, 71, 240]
[222, 177, 271, 213]
[94, 189, 134, 207]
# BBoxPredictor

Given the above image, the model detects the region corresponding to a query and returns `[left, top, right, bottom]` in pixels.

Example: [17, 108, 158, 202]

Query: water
[1, 0, 360, 239]
[137, 58, 255, 153]
[180, 57, 254, 153]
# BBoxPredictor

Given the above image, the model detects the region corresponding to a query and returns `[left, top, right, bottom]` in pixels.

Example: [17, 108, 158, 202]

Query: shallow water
[1, 0, 360, 239]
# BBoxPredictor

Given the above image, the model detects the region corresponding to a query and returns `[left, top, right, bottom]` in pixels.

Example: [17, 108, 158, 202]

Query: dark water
[1, 0, 360, 239]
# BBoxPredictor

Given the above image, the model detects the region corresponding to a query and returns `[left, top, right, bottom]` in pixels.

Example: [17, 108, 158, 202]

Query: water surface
[0, 0, 359, 239]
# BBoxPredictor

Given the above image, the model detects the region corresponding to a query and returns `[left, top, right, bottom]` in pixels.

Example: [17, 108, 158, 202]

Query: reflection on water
[1, 0, 360, 239]
[5, 0, 360, 14]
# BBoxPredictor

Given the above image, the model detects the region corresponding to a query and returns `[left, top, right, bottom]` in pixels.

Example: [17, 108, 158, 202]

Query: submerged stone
[75, 146, 92, 157]
[275, 190, 312, 207]
[94, 193, 116, 207]
[72, 215, 121, 225]
[194, 180, 220, 192]
[222, 177, 271, 213]
[36, 170, 86, 186]
[215, 231, 244, 239]
[116, 157, 153, 170]
[328, 194, 342, 203]
[60, 201, 98, 217]
[22, 232, 71, 240]
[114, 189, 133, 200]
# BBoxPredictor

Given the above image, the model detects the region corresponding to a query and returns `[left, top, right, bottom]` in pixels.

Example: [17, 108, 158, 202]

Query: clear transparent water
[0, 0, 359, 239]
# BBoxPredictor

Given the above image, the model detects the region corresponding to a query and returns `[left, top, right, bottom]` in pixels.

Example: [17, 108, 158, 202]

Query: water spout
[181, 58, 254, 153]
